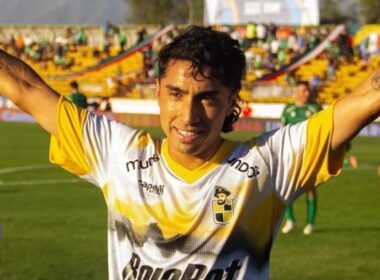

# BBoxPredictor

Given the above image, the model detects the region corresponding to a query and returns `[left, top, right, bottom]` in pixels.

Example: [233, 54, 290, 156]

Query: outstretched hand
[371, 69, 380, 92]
[331, 67, 380, 153]
[0, 49, 60, 135]
[350, 67, 380, 96]
[0, 49, 46, 98]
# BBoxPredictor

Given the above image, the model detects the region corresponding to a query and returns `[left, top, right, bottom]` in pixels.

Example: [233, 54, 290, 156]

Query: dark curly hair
[157, 25, 246, 132]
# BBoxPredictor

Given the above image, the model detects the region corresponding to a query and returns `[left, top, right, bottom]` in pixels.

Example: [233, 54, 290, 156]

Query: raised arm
[0, 49, 60, 136]
[331, 68, 380, 153]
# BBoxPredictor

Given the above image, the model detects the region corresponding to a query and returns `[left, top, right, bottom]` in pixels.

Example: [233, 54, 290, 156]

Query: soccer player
[281, 80, 322, 235]
[1, 26, 380, 279]
[69, 80, 88, 109]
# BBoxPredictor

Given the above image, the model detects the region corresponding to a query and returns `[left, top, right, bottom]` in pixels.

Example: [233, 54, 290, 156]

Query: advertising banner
[204, 0, 319, 25]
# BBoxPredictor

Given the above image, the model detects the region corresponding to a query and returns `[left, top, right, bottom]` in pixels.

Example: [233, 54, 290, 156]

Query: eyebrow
[165, 85, 219, 96]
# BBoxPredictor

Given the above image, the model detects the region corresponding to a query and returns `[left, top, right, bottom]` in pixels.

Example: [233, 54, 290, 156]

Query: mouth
[175, 127, 203, 143]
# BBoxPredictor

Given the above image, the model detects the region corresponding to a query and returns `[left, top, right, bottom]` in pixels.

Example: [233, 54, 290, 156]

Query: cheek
[208, 102, 231, 119]
[166, 100, 181, 112]
[205, 107, 228, 129]
[159, 100, 178, 125]
[202, 106, 219, 120]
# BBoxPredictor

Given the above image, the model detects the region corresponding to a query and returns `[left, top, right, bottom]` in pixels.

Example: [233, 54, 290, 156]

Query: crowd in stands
[0, 22, 162, 69]
[1, 22, 380, 105]
[220, 23, 356, 82]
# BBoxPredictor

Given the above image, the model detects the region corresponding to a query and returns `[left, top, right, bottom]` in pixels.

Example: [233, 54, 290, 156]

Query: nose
[180, 97, 201, 124]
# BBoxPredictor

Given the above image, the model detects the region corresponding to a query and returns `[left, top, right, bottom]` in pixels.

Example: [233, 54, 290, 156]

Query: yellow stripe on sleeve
[299, 104, 344, 189]
[49, 96, 91, 176]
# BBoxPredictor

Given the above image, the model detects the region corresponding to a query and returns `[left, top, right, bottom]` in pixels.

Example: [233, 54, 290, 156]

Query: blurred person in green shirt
[281, 80, 322, 235]
[69, 80, 87, 109]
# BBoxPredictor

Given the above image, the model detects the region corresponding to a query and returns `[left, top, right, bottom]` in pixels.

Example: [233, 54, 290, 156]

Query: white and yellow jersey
[50, 97, 343, 280]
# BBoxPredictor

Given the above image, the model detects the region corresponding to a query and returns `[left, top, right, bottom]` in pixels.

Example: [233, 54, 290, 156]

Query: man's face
[295, 84, 310, 106]
[156, 59, 236, 164]
[216, 193, 227, 205]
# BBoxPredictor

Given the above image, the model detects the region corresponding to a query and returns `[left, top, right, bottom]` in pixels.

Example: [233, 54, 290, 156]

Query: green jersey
[281, 102, 322, 125]
[70, 92, 88, 109]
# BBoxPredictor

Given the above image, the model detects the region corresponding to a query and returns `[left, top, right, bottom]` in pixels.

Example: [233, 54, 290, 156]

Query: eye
[201, 94, 217, 105]
[203, 94, 213, 101]
[168, 91, 182, 99]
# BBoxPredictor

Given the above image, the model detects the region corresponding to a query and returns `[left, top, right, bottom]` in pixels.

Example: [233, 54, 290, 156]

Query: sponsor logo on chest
[123, 252, 242, 280]
[227, 157, 260, 179]
[138, 180, 164, 196]
[125, 154, 160, 172]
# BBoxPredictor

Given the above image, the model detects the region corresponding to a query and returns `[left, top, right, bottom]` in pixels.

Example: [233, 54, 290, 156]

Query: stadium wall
[2, 100, 380, 137]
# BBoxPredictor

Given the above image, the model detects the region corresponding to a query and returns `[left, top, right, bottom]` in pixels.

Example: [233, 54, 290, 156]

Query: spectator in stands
[14, 34, 24, 57]
[103, 20, 118, 57]
[69, 80, 87, 109]
[136, 27, 147, 45]
[268, 22, 277, 38]
[161, 26, 179, 46]
[287, 30, 299, 53]
[54, 42, 74, 68]
[307, 29, 321, 51]
[277, 48, 287, 67]
[103, 33, 113, 57]
[115, 27, 127, 53]
[296, 27, 308, 54]
[152, 37, 165, 61]
[74, 28, 87, 46]
[327, 57, 337, 80]
[269, 36, 280, 61]
[7, 34, 17, 54]
[104, 20, 116, 37]
[337, 26, 354, 61]
[281, 80, 322, 235]
[245, 21, 256, 47]
[256, 22, 267, 44]
[142, 46, 153, 79]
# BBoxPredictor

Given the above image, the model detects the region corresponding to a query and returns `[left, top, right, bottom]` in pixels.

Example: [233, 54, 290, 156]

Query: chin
[177, 144, 200, 156]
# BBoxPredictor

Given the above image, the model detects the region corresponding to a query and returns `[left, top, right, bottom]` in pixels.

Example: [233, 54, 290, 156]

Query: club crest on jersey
[212, 186, 234, 225]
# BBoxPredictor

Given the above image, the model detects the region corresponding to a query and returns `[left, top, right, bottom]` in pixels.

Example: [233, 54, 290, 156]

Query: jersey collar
[161, 139, 237, 184]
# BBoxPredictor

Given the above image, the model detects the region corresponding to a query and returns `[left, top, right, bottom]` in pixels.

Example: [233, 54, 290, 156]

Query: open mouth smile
[175, 128, 203, 143]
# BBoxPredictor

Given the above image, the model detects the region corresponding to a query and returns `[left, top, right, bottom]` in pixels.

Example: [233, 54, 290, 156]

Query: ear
[155, 79, 160, 99]
[226, 91, 238, 116]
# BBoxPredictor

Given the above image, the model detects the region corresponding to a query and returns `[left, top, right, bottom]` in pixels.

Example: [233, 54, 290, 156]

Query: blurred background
[0, 0, 379, 134]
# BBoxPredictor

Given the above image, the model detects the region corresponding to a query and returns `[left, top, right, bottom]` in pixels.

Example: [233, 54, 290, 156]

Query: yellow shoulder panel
[49, 96, 91, 176]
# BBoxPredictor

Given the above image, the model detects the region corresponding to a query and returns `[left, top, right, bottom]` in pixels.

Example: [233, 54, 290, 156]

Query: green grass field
[0, 122, 379, 280]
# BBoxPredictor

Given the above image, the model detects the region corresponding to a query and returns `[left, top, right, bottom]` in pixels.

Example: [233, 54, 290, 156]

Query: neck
[172, 154, 210, 170]
[295, 101, 307, 107]
[167, 138, 224, 170]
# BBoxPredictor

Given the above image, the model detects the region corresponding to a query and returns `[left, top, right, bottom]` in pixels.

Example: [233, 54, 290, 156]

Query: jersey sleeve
[49, 97, 90, 176]
[49, 96, 137, 188]
[257, 104, 344, 203]
[298, 104, 344, 190]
